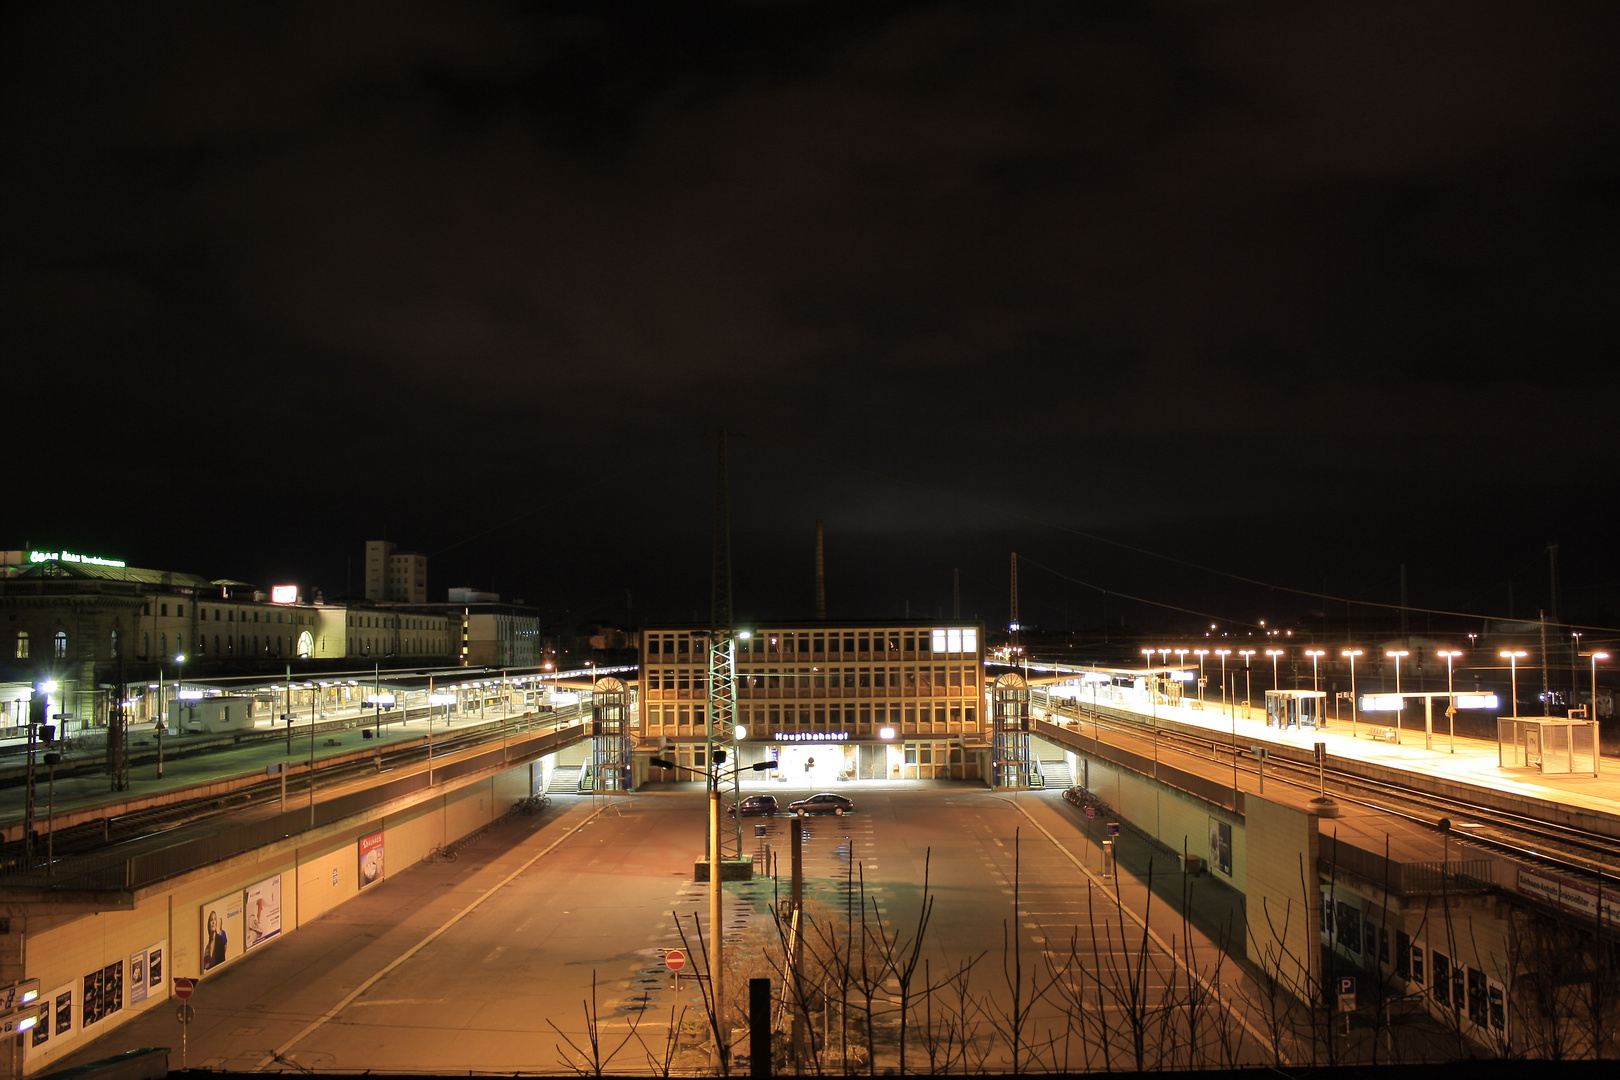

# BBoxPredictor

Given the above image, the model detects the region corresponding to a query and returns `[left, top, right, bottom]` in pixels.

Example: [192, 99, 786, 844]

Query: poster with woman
[243, 875, 282, 950]
[359, 831, 384, 888]
[200, 894, 243, 975]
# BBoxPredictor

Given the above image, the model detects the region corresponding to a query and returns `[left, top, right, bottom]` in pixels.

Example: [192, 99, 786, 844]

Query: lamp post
[1215, 649, 1231, 718]
[1342, 649, 1363, 738]
[1141, 648, 1158, 776]
[1590, 652, 1609, 777]
[284, 662, 293, 754]
[1266, 648, 1283, 693]
[649, 754, 771, 1069]
[1305, 649, 1324, 728]
[168, 653, 185, 777]
[1194, 649, 1208, 704]
[1239, 649, 1255, 721]
[1437, 650, 1462, 754]
[1385, 650, 1409, 743]
[1500, 650, 1527, 719]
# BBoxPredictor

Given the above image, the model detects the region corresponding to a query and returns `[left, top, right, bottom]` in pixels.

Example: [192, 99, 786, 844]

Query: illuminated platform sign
[1360, 694, 1404, 712]
[30, 549, 126, 568]
[1455, 694, 1500, 710]
[270, 585, 298, 604]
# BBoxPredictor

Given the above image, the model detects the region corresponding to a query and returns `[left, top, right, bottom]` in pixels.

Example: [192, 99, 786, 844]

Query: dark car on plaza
[788, 792, 855, 816]
[727, 794, 779, 817]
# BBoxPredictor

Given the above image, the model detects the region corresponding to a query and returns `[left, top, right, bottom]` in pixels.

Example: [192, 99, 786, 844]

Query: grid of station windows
[640, 625, 982, 738]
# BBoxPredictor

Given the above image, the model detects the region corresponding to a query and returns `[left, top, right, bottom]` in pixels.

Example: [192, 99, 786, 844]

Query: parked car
[788, 792, 855, 816]
[727, 795, 779, 817]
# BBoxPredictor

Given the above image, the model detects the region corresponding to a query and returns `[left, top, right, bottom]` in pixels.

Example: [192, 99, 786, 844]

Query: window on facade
[15, 631, 28, 659]
[1432, 953, 1451, 1007]
[160, 604, 168, 617]
[51, 630, 67, 658]
[177, 605, 184, 617]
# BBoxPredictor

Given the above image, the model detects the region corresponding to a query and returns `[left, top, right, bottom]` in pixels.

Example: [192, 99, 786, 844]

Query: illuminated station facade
[639, 621, 988, 784]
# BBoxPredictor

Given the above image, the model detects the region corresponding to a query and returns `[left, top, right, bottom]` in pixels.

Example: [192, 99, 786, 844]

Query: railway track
[1045, 701, 1620, 884]
[0, 713, 572, 872]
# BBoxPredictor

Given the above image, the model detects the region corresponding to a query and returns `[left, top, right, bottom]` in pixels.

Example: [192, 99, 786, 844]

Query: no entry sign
[665, 949, 686, 972]
[173, 978, 195, 1000]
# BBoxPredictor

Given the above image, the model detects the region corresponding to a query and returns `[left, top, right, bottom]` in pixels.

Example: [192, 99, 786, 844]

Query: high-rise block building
[364, 540, 427, 604]
[640, 620, 987, 784]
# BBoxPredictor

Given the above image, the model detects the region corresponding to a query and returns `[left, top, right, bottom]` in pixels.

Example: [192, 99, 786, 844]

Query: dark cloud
[4, 1, 1617, 628]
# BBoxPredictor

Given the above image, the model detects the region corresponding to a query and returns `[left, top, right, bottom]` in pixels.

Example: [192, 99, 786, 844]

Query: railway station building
[0, 554, 461, 737]
[638, 620, 988, 784]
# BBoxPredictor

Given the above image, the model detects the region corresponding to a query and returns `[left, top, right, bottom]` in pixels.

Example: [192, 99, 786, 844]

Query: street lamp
[1215, 649, 1231, 718]
[1499, 650, 1528, 718]
[650, 753, 772, 1069]
[1436, 650, 1462, 754]
[1265, 648, 1284, 696]
[1590, 652, 1609, 777]
[1385, 650, 1409, 743]
[1141, 648, 1159, 775]
[1305, 649, 1324, 728]
[1342, 650, 1363, 738]
[1239, 649, 1255, 721]
[1194, 648, 1209, 704]
[157, 653, 184, 779]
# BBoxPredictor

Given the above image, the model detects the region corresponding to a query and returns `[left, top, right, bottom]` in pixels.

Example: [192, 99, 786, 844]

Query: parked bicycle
[518, 793, 551, 815]
[428, 844, 457, 863]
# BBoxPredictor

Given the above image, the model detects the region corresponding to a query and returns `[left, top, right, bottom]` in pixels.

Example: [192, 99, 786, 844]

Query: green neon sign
[30, 549, 127, 569]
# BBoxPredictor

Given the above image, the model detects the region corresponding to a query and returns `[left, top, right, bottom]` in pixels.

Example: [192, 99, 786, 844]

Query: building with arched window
[0, 553, 462, 736]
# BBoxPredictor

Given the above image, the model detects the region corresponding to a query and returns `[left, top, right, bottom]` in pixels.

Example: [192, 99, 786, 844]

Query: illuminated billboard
[270, 585, 297, 604]
[30, 549, 126, 568]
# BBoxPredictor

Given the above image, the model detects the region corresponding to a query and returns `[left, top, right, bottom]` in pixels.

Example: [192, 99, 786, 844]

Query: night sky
[6, 2, 1618, 636]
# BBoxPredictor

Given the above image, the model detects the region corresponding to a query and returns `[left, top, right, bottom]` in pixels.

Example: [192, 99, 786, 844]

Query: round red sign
[174, 977, 195, 1000]
[665, 949, 686, 972]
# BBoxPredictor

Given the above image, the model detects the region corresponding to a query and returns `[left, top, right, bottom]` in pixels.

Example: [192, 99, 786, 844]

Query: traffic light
[28, 690, 46, 727]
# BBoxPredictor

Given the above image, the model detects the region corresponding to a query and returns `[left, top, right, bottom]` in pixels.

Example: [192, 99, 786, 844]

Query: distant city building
[586, 624, 636, 651]
[640, 620, 987, 783]
[364, 540, 427, 604]
[411, 598, 542, 668]
[447, 587, 500, 603]
[0, 555, 456, 735]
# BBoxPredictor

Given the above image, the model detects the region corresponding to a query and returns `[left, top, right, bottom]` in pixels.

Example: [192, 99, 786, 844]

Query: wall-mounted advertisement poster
[201, 893, 244, 975]
[128, 952, 147, 1006]
[128, 940, 166, 1005]
[81, 961, 122, 1027]
[1209, 818, 1233, 877]
[27, 983, 72, 1053]
[244, 875, 282, 951]
[359, 831, 384, 889]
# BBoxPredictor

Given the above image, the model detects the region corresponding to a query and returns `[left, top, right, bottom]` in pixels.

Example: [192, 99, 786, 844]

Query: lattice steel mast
[707, 430, 743, 860]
